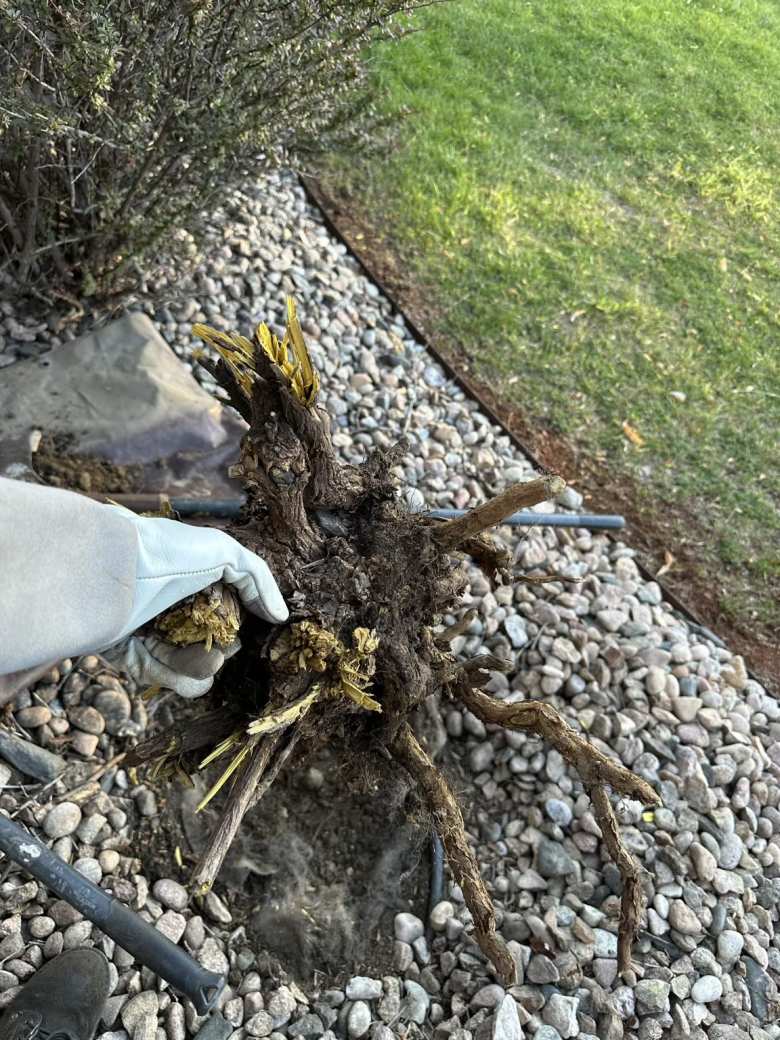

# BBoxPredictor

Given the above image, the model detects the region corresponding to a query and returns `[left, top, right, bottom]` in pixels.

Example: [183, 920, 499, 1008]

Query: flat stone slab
[0, 312, 244, 493]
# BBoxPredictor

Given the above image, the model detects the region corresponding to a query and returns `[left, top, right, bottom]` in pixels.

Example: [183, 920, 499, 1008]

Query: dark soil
[303, 176, 779, 694]
[34, 433, 143, 495]
[141, 737, 431, 984]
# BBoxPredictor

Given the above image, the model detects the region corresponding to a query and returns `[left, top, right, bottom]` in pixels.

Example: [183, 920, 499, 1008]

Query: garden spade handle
[0, 813, 225, 1013]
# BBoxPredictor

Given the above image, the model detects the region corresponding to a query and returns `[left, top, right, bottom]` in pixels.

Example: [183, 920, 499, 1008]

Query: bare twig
[458, 684, 659, 973]
[193, 719, 307, 893]
[0, 195, 24, 251]
[56, 753, 127, 803]
[459, 686, 659, 805]
[433, 476, 565, 549]
[590, 785, 646, 976]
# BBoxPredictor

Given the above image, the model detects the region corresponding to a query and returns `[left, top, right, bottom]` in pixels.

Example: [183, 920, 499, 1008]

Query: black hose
[426, 829, 445, 938]
[0, 814, 225, 1013]
[168, 498, 625, 530]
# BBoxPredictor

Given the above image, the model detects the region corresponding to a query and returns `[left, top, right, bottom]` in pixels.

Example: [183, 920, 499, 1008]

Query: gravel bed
[1, 171, 779, 1040]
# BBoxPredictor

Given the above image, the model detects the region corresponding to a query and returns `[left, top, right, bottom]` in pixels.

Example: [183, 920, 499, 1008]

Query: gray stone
[289, 1014, 325, 1037]
[94, 689, 132, 734]
[42, 798, 81, 840]
[245, 1012, 274, 1038]
[197, 938, 229, 975]
[504, 617, 528, 648]
[267, 988, 297, 1028]
[347, 1002, 371, 1039]
[74, 857, 102, 884]
[690, 975, 722, 1004]
[536, 838, 576, 878]
[634, 979, 670, 1013]
[121, 993, 159, 1035]
[526, 956, 559, 985]
[744, 957, 771, 1021]
[592, 929, 618, 959]
[596, 610, 626, 632]
[394, 913, 424, 943]
[0, 312, 243, 471]
[401, 981, 429, 1024]
[717, 930, 743, 963]
[544, 799, 573, 827]
[669, 900, 702, 936]
[717, 832, 744, 870]
[534, 1029, 562, 1040]
[429, 901, 455, 932]
[346, 978, 382, 1002]
[471, 985, 504, 1009]
[155, 911, 186, 944]
[542, 995, 578, 1039]
[492, 995, 523, 1040]
[194, 1012, 232, 1040]
[152, 880, 188, 912]
[204, 890, 232, 924]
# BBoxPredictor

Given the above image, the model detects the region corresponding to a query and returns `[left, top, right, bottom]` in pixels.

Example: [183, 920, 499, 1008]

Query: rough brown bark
[135, 304, 660, 978]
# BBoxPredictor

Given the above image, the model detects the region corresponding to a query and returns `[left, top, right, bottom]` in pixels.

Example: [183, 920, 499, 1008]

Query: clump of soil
[34, 432, 143, 494]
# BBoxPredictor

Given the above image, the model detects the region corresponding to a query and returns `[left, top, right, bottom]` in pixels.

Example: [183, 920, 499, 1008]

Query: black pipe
[427, 829, 445, 933]
[165, 497, 625, 530]
[428, 509, 625, 530]
[0, 814, 225, 1013]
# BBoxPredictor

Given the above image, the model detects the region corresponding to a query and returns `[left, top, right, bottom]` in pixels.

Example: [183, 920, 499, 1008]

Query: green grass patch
[332, 0, 780, 625]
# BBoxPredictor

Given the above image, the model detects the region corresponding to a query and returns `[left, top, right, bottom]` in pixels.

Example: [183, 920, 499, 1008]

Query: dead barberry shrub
[0, 1, 430, 299]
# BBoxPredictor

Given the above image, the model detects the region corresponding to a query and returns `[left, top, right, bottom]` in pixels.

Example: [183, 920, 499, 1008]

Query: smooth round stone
[28, 916, 55, 939]
[545, 799, 573, 827]
[691, 975, 723, 1004]
[717, 930, 744, 962]
[394, 913, 424, 944]
[718, 833, 744, 870]
[73, 857, 102, 884]
[347, 1001, 371, 1039]
[669, 901, 703, 936]
[429, 901, 455, 933]
[43, 802, 82, 839]
[153, 878, 189, 912]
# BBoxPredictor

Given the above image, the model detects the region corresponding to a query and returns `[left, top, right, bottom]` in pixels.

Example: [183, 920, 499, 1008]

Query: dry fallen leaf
[622, 420, 645, 447]
[656, 550, 676, 578]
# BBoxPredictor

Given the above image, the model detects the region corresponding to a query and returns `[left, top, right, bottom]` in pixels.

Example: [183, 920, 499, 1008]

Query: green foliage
[0, 0, 424, 296]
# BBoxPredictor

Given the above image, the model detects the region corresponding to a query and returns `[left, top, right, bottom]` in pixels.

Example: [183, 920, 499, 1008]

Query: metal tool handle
[0, 814, 224, 1013]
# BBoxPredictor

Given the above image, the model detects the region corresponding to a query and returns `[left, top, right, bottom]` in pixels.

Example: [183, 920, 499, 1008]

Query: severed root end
[156, 583, 241, 651]
[392, 724, 517, 984]
[590, 785, 645, 976]
[458, 684, 660, 976]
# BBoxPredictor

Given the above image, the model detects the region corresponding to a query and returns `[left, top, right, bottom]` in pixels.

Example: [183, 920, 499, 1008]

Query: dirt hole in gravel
[33, 433, 144, 494]
[140, 744, 431, 984]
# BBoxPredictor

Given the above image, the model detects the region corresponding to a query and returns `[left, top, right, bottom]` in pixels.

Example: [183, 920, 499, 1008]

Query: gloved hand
[102, 634, 243, 699]
[102, 513, 288, 698]
[0, 479, 288, 694]
[112, 513, 289, 638]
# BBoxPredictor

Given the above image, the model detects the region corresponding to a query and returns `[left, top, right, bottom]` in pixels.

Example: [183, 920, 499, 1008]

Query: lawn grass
[331, 0, 780, 626]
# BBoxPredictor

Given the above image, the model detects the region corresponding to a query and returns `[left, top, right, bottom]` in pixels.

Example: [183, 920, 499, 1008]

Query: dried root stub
[129, 298, 661, 980]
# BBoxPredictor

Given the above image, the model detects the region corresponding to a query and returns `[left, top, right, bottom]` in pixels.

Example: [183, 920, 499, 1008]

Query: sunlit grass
[331, 0, 780, 624]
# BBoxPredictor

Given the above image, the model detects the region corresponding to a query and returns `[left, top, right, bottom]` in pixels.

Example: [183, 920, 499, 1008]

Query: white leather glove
[113, 513, 288, 640]
[0, 479, 288, 688]
[101, 514, 286, 698]
[102, 634, 243, 699]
